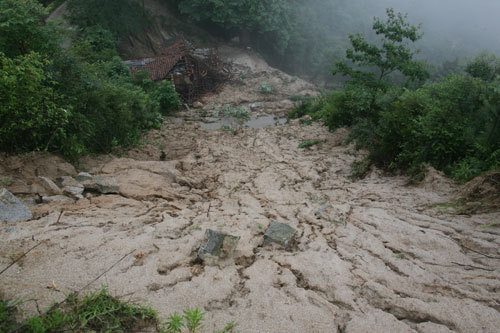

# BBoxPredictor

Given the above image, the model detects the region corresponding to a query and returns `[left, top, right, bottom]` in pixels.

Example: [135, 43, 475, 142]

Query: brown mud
[1, 29, 499, 333]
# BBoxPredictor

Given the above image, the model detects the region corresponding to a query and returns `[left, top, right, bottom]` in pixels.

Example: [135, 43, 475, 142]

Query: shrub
[260, 81, 274, 94]
[152, 80, 182, 115]
[0, 52, 70, 153]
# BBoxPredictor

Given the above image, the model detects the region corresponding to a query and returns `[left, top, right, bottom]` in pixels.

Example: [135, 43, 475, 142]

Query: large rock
[264, 222, 297, 249]
[36, 176, 62, 196]
[198, 229, 240, 264]
[83, 176, 120, 194]
[75, 172, 93, 183]
[42, 195, 74, 204]
[0, 188, 32, 222]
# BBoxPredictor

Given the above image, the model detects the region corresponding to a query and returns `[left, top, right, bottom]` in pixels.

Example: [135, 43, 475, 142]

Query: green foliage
[0, 0, 60, 57]
[70, 26, 118, 63]
[152, 80, 182, 115]
[173, 0, 293, 54]
[0, 297, 18, 331]
[333, 8, 429, 91]
[298, 140, 321, 149]
[317, 9, 499, 182]
[466, 52, 500, 82]
[67, 0, 149, 37]
[259, 81, 274, 94]
[161, 308, 205, 333]
[0, 52, 70, 153]
[1, 287, 158, 332]
[222, 105, 250, 122]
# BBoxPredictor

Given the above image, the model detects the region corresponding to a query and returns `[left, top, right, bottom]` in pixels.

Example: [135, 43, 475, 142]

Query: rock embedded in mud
[42, 195, 74, 204]
[0, 188, 33, 222]
[198, 229, 240, 264]
[36, 176, 62, 196]
[63, 186, 84, 199]
[83, 176, 120, 194]
[264, 222, 297, 249]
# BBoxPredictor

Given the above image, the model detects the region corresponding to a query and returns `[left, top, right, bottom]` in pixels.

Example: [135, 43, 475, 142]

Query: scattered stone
[315, 203, 351, 224]
[0, 188, 33, 222]
[193, 101, 204, 108]
[83, 176, 120, 194]
[42, 195, 74, 204]
[264, 222, 297, 249]
[198, 229, 240, 264]
[37, 176, 62, 196]
[63, 186, 84, 199]
[249, 102, 264, 110]
[58, 176, 83, 189]
[75, 172, 93, 183]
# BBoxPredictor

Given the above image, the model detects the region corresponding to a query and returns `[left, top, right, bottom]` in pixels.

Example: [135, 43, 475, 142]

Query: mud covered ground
[1, 47, 499, 332]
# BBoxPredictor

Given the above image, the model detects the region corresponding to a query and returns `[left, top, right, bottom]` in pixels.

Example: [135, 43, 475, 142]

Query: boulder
[63, 186, 84, 199]
[75, 172, 93, 183]
[198, 229, 240, 264]
[37, 176, 62, 196]
[58, 176, 83, 189]
[264, 222, 297, 249]
[0, 188, 32, 222]
[83, 176, 120, 194]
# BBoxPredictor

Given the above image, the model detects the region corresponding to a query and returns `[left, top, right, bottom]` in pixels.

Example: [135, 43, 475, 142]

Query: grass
[1, 287, 239, 333]
[298, 140, 321, 149]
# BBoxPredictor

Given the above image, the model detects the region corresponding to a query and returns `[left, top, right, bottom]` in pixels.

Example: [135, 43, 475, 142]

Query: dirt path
[1, 44, 499, 332]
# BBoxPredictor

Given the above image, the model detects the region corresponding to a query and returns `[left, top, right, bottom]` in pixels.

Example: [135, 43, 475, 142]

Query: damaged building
[124, 38, 228, 102]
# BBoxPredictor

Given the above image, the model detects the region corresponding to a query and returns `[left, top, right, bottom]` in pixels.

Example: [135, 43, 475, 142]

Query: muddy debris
[0, 188, 32, 222]
[264, 221, 297, 249]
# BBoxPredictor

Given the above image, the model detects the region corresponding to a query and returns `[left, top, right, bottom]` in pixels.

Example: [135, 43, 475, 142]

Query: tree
[0, 0, 60, 57]
[333, 8, 429, 91]
[173, 0, 293, 53]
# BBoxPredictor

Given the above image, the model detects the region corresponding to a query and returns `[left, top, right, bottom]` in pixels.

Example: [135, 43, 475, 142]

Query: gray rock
[264, 222, 297, 249]
[0, 188, 33, 222]
[75, 172, 93, 183]
[249, 102, 264, 110]
[58, 176, 83, 189]
[63, 186, 84, 199]
[198, 229, 240, 263]
[42, 195, 74, 204]
[83, 176, 120, 194]
[37, 176, 62, 195]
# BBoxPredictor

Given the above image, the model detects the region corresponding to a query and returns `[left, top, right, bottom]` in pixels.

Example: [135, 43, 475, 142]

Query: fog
[351, 0, 500, 60]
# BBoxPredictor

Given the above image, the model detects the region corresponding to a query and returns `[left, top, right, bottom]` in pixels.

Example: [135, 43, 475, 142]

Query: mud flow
[1, 40, 499, 333]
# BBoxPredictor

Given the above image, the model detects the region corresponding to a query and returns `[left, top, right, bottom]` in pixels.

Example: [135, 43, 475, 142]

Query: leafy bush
[319, 9, 500, 182]
[0, 52, 70, 153]
[152, 80, 182, 115]
[67, 0, 149, 37]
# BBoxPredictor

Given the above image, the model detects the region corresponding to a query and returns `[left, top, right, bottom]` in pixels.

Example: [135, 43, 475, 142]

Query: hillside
[1, 1, 499, 332]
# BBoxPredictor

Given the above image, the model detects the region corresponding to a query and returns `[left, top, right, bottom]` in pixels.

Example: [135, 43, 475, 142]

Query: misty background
[258, 0, 500, 83]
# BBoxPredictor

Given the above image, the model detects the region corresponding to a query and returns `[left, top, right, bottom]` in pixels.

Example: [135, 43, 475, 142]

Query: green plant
[260, 81, 273, 94]
[214, 321, 239, 333]
[1, 287, 158, 332]
[152, 80, 182, 115]
[183, 308, 205, 333]
[349, 156, 372, 181]
[298, 140, 321, 149]
[222, 104, 250, 121]
[163, 312, 185, 333]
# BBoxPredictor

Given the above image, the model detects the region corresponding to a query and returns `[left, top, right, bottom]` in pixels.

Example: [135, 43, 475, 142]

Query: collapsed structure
[124, 37, 228, 103]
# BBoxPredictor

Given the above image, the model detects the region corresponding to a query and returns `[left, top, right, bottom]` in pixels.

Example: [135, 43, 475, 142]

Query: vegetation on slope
[0, 0, 180, 161]
[290, 9, 500, 182]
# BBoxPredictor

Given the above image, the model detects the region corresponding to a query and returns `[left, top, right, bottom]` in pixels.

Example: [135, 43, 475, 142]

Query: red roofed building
[124, 37, 227, 102]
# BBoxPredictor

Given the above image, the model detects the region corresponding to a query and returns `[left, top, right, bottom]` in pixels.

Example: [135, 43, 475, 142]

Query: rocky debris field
[1, 118, 499, 332]
[1, 47, 499, 333]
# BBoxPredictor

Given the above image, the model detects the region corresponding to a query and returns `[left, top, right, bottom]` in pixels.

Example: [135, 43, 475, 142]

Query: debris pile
[124, 37, 229, 102]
